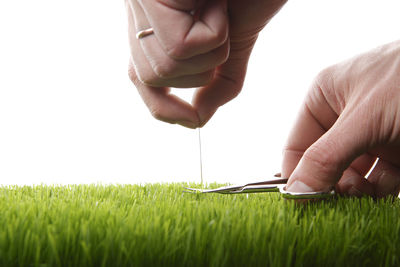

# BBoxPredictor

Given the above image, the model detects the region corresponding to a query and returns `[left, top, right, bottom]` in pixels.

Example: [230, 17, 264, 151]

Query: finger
[281, 105, 327, 180]
[335, 168, 374, 197]
[283, 148, 376, 192]
[128, 0, 217, 87]
[131, 0, 229, 79]
[138, 0, 228, 59]
[192, 67, 243, 126]
[349, 154, 377, 177]
[335, 154, 377, 197]
[192, 39, 257, 126]
[281, 75, 339, 180]
[286, 113, 370, 193]
[126, 2, 199, 128]
[140, 34, 229, 79]
[367, 158, 400, 198]
[128, 0, 215, 88]
[283, 70, 372, 193]
[128, 61, 199, 128]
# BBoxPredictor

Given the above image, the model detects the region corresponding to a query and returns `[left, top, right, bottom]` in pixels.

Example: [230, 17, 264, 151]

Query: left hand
[125, 0, 287, 128]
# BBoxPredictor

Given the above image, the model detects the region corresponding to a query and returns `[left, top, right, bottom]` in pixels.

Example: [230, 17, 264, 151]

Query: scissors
[184, 175, 335, 199]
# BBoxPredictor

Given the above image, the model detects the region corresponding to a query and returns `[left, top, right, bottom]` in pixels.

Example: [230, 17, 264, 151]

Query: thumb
[193, 38, 255, 126]
[286, 117, 368, 193]
[192, 68, 244, 126]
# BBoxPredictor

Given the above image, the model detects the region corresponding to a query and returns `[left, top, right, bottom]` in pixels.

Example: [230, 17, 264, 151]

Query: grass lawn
[0, 183, 399, 267]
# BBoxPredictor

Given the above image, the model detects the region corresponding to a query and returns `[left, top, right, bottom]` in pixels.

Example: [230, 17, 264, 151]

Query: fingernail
[287, 180, 313, 193]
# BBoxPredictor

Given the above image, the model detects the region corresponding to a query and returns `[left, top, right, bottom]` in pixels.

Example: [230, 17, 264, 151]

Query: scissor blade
[231, 184, 282, 194]
[244, 178, 288, 187]
[184, 184, 245, 194]
[184, 177, 289, 194]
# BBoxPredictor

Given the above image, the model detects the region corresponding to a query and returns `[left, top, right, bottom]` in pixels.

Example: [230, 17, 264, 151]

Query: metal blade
[230, 184, 282, 194]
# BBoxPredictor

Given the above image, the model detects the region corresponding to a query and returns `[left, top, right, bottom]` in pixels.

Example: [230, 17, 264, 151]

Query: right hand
[125, 0, 287, 128]
[283, 40, 400, 198]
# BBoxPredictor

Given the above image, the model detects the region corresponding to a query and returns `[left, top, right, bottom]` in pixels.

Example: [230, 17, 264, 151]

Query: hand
[283, 40, 400, 198]
[125, 0, 287, 128]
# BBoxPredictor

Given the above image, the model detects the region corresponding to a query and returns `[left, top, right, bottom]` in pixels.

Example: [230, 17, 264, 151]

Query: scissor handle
[279, 186, 335, 199]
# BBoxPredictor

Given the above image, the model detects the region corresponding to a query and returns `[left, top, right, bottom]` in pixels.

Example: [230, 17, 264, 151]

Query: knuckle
[313, 65, 336, 92]
[230, 85, 242, 99]
[215, 26, 229, 46]
[207, 28, 228, 50]
[127, 64, 137, 83]
[206, 71, 215, 84]
[166, 44, 188, 60]
[282, 146, 304, 158]
[302, 139, 342, 176]
[198, 70, 215, 86]
[127, 62, 157, 86]
[152, 60, 177, 79]
[310, 64, 345, 113]
[166, 27, 228, 60]
[136, 71, 158, 87]
[222, 42, 230, 62]
[128, 63, 156, 87]
[178, 72, 214, 88]
[214, 41, 230, 66]
[149, 105, 166, 122]
[156, 0, 196, 10]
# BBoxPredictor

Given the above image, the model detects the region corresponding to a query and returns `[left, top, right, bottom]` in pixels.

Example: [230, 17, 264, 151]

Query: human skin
[126, 1, 400, 198]
[284, 40, 400, 198]
[125, 0, 287, 128]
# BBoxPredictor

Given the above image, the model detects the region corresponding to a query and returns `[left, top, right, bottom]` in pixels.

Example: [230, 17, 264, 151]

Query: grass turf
[0, 183, 399, 267]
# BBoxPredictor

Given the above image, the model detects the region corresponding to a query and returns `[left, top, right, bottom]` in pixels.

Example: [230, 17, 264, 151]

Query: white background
[0, 0, 399, 185]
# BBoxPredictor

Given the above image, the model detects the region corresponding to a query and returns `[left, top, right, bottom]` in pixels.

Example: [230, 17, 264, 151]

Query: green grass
[0, 183, 400, 267]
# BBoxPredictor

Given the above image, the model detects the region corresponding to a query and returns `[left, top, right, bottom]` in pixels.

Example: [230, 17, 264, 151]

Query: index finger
[137, 0, 228, 59]
[282, 84, 338, 181]
[282, 74, 374, 194]
[282, 107, 330, 183]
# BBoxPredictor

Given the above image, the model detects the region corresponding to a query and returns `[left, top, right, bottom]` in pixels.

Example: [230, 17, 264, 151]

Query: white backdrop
[0, 0, 399, 185]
